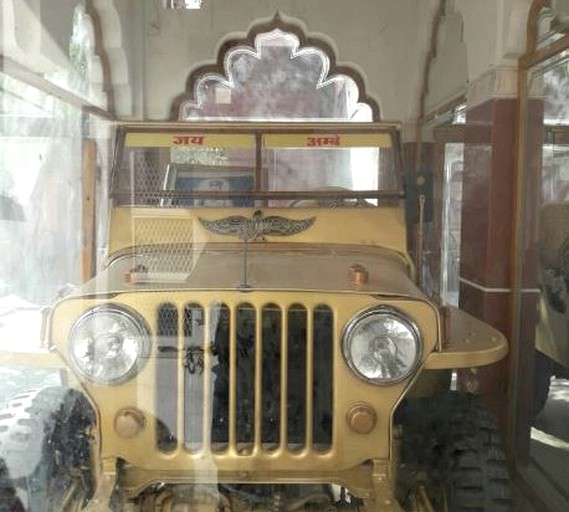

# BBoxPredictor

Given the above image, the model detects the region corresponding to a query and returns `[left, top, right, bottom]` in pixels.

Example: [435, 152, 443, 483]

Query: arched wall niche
[420, 0, 533, 120]
[170, 13, 381, 122]
[73, 2, 113, 112]
[421, 0, 468, 119]
[90, 0, 133, 117]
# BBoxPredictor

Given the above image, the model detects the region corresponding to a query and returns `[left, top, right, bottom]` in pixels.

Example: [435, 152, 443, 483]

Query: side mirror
[405, 170, 433, 225]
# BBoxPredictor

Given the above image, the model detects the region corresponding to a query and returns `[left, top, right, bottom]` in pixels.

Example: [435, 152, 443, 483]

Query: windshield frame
[110, 122, 405, 207]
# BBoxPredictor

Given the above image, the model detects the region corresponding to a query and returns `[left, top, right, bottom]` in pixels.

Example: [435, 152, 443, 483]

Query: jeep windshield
[112, 123, 404, 207]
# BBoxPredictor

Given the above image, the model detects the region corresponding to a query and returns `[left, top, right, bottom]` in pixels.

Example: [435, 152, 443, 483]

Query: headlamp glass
[68, 306, 149, 385]
[342, 307, 421, 384]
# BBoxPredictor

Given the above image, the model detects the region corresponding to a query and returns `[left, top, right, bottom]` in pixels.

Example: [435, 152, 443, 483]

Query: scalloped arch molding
[173, 16, 379, 122]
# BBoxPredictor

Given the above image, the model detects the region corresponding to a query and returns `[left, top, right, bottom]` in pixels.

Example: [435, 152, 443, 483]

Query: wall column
[458, 66, 518, 433]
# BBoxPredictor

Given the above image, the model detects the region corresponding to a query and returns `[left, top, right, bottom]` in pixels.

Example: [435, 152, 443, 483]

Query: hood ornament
[198, 210, 315, 242]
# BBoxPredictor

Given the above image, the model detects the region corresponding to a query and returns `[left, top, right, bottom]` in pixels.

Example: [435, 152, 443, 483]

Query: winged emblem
[198, 210, 315, 242]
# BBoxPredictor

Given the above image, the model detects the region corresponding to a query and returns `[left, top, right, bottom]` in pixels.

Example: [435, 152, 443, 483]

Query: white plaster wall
[424, 0, 532, 114]
[2, 0, 534, 123]
[140, 0, 440, 122]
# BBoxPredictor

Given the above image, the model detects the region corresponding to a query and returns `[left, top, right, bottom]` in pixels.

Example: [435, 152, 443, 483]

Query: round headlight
[68, 305, 150, 385]
[342, 307, 421, 385]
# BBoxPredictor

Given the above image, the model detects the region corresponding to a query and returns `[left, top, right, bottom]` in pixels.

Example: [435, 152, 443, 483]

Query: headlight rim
[341, 305, 422, 386]
[68, 304, 151, 385]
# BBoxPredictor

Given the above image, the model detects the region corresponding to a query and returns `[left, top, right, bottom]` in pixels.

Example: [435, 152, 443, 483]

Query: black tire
[0, 387, 94, 511]
[400, 391, 512, 511]
[0, 458, 24, 512]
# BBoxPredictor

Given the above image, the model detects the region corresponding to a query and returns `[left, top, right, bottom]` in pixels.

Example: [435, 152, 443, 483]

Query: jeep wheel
[0, 458, 24, 512]
[0, 387, 94, 511]
[400, 391, 512, 512]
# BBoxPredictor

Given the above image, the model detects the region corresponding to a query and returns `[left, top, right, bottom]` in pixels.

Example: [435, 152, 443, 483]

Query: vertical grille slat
[156, 304, 179, 453]
[183, 304, 205, 452]
[154, 300, 333, 454]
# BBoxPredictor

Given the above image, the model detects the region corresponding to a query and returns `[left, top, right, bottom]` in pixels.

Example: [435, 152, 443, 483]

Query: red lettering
[172, 135, 205, 145]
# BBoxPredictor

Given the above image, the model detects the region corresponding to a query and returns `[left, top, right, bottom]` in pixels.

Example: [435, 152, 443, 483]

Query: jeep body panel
[0, 122, 509, 511]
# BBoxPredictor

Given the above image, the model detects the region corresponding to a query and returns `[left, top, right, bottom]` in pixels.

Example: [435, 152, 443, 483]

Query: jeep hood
[81, 244, 421, 298]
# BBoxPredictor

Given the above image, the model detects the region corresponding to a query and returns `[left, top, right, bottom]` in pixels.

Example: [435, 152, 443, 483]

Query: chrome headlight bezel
[68, 304, 151, 385]
[342, 306, 422, 385]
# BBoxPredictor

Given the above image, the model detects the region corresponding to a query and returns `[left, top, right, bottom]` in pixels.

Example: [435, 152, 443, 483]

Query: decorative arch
[418, 0, 467, 123]
[88, 0, 132, 117]
[86, 0, 136, 117]
[170, 13, 380, 122]
[67, 3, 112, 111]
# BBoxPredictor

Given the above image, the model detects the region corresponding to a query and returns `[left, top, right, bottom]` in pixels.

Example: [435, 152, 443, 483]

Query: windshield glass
[113, 125, 401, 208]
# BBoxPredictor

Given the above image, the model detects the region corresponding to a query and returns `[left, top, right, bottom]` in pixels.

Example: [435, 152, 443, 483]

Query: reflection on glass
[543, 51, 569, 125]
[536, 5, 569, 50]
[440, 144, 464, 306]
[45, 5, 108, 109]
[115, 128, 400, 210]
[524, 52, 569, 501]
[0, 71, 93, 403]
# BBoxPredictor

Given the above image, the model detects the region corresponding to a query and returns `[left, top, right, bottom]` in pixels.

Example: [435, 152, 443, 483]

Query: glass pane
[115, 132, 256, 207]
[440, 143, 464, 306]
[543, 51, 569, 125]
[263, 146, 385, 193]
[537, 4, 569, 50]
[531, 133, 569, 495]
[261, 132, 397, 207]
[0, 73, 82, 308]
[113, 127, 400, 213]
[518, 51, 569, 501]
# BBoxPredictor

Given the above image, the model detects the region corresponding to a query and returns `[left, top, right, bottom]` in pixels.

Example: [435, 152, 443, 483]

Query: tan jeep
[0, 122, 509, 511]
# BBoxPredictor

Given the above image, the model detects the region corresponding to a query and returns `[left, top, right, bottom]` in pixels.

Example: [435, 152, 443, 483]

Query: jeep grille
[154, 302, 334, 454]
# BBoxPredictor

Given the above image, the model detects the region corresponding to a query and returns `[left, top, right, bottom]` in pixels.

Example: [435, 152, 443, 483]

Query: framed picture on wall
[162, 163, 254, 207]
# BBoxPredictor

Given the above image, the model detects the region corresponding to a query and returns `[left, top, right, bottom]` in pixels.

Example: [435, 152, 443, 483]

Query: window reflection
[537, 4, 569, 49]
[522, 51, 569, 501]
[441, 145, 464, 306]
[0, 73, 82, 305]
[0, 72, 110, 405]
